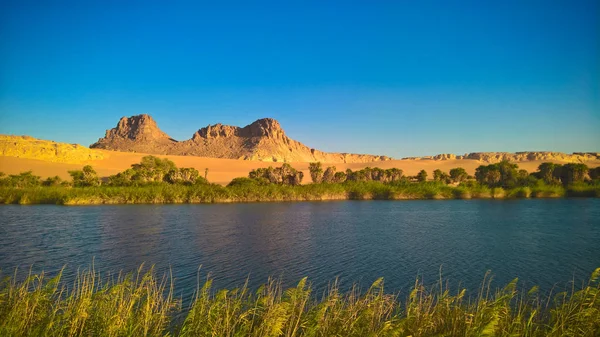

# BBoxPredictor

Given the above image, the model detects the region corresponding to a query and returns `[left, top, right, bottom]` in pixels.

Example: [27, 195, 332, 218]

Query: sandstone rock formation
[419, 152, 600, 164]
[90, 114, 392, 163]
[0, 135, 104, 163]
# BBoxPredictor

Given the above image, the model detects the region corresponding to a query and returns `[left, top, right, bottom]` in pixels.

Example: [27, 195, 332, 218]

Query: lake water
[1, 199, 599, 298]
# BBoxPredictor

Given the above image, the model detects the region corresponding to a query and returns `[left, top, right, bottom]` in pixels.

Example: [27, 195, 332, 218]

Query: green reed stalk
[1, 267, 599, 336]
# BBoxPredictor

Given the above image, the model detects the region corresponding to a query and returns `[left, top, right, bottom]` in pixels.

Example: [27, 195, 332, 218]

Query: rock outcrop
[412, 152, 600, 164]
[106, 114, 172, 142]
[0, 135, 104, 163]
[90, 114, 392, 163]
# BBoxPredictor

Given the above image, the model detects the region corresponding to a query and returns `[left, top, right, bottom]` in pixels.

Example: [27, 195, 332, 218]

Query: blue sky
[1, 0, 598, 158]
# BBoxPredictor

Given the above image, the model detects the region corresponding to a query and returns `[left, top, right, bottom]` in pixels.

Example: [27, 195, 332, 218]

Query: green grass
[566, 184, 600, 198]
[1, 266, 599, 336]
[0, 181, 594, 205]
[530, 184, 566, 198]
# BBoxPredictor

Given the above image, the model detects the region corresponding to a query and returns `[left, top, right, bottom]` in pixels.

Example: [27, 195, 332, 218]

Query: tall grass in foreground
[1, 267, 599, 336]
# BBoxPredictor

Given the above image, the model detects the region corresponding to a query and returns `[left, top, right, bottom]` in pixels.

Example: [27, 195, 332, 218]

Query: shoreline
[1, 183, 597, 205]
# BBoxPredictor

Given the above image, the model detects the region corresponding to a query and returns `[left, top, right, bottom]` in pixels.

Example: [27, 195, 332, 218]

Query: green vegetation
[69, 165, 101, 187]
[416, 169, 428, 182]
[308, 162, 323, 183]
[249, 164, 304, 185]
[103, 156, 208, 186]
[1, 266, 599, 336]
[449, 167, 469, 183]
[0, 171, 46, 188]
[1, 157, 599, 204]
[433, 169, 451, 184]
[475, 161, 595, 189]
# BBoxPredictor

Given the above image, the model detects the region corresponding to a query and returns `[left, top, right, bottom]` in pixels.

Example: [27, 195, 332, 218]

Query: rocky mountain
[90, 114, 392, 163]
[404, 152, 600, 164]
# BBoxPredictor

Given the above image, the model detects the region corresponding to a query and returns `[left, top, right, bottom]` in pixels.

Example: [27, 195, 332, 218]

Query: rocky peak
[193, 124, 240, 140]
[240, 118, 285, 139]
[192, 118, 286, 140]
[105, 114, 170, 141]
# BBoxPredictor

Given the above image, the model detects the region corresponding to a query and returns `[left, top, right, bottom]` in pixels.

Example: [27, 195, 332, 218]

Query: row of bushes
[2, 156, 598, 189]
[306, 161, 600, 189]
[0, 156, 208, 188]
[473, 161, 600, 189]
[1, 156, 599, 204]
[1, 180, 598, 205]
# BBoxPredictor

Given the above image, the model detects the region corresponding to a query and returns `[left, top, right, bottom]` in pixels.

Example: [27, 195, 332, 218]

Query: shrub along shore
[1, 266, 599, 336]
[1, 181, 599, 205]
[1, 156, 599, 205]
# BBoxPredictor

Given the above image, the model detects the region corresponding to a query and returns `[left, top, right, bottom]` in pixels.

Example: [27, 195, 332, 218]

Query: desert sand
[2, 149, 599, 185]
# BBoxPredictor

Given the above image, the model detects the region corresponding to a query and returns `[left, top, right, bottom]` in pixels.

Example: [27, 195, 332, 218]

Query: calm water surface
[1, 199, 599, 297]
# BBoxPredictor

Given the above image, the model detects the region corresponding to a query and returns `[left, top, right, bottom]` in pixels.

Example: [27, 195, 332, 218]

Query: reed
[566, 184, 600, 198]
[0, 180, 593, 205]
[1, 266, 599, 336]
[530, 184, 566, 198]
[0, 265, 176, 337]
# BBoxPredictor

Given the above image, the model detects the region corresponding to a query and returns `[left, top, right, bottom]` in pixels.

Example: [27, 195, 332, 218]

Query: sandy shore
[1, 149, 599, 185]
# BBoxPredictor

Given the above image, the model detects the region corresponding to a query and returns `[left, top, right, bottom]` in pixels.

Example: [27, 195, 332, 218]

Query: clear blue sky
[1, 0, 598, 158]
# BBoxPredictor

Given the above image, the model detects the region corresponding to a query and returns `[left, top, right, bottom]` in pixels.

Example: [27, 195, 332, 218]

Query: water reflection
[1, 199, 599, 297]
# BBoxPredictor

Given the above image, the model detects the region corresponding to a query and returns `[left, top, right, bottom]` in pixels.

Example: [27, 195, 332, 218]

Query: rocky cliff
[90, 114, 392, 163]
[0, 135, 104, 163]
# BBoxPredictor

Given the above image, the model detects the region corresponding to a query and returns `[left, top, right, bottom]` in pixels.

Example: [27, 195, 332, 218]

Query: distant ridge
[0, 132, 597, 166]
[404, 152, 600, 163]
[90, 114, 392, 163]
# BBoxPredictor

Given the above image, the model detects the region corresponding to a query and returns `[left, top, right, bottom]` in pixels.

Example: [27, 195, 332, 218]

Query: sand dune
[1, 149, 599, 185]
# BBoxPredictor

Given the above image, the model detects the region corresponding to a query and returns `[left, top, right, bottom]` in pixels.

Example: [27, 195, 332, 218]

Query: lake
[1, 199, 599, 298]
